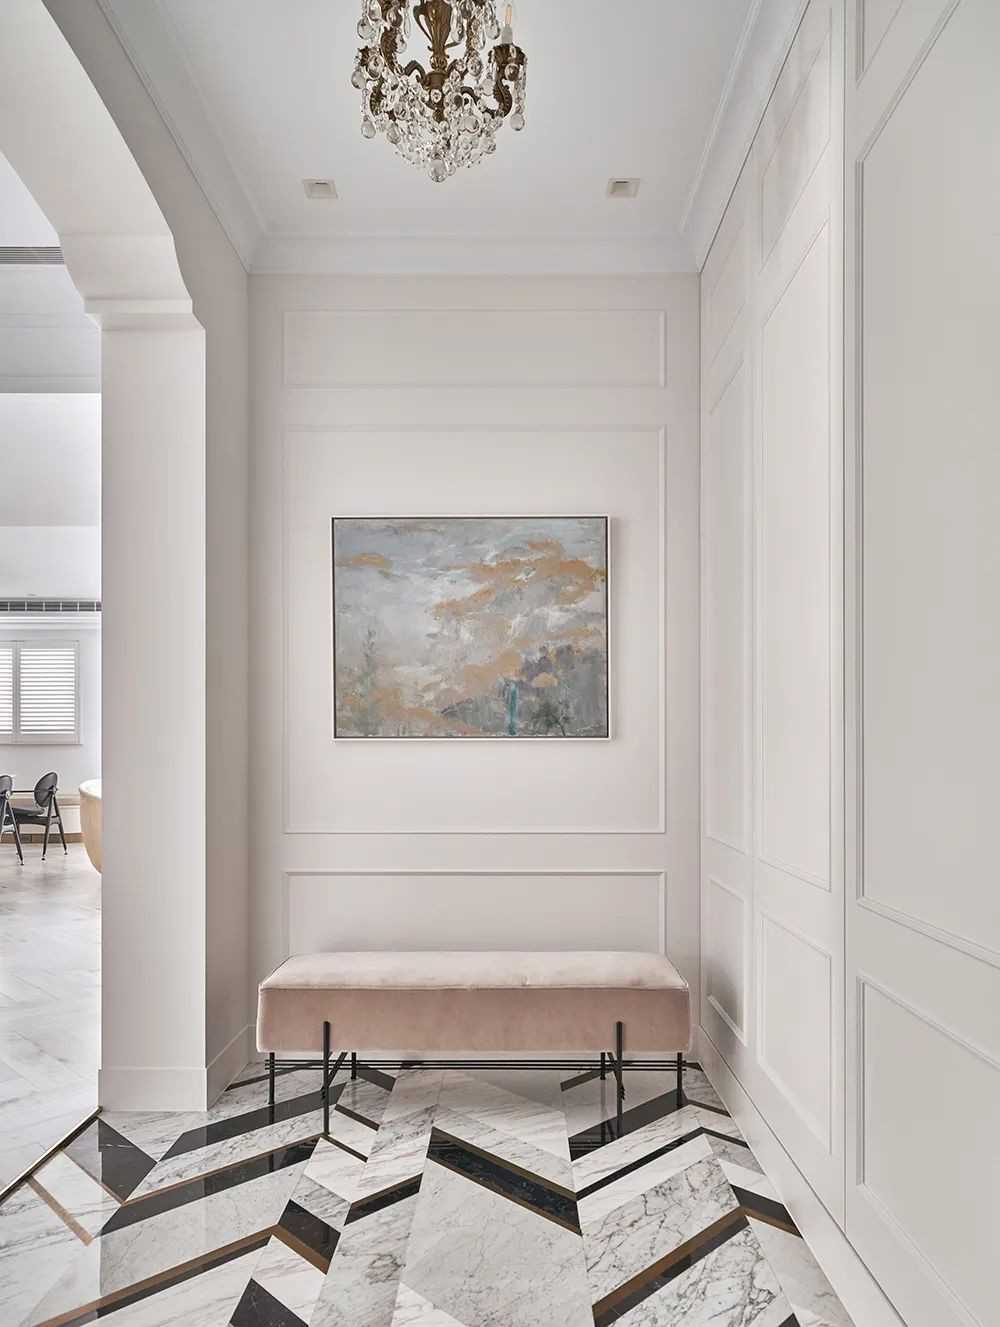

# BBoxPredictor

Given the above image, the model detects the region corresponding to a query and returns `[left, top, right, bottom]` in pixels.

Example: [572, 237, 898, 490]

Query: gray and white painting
[333, 516, 609, 738]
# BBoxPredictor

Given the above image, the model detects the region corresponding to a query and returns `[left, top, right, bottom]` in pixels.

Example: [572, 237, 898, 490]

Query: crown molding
[252, 231, 696, 277]
[681, 0, 809, 270]
[95, 0, 264, 272]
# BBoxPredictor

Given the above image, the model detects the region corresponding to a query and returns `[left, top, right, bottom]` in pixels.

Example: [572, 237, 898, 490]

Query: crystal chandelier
[353, 1, 527, 182]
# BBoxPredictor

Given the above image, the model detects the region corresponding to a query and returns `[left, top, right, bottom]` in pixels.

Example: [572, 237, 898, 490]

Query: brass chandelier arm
[354, 0, 527, 180]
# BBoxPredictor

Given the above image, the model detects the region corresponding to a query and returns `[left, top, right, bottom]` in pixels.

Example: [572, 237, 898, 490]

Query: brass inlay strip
[27, 1177, 92, 1246]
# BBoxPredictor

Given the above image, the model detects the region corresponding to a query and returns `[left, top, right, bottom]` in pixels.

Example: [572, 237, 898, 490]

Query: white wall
[250, 274, 701, 1035]
[700, 0, 846, 1223]
[46, 0, 251, 1095]
[0, 627, 101, 799]
[0, 382, 101, 815]
[844, 3, 1000, 1325]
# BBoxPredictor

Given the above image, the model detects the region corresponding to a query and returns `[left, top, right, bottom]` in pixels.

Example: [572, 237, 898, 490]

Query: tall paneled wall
[249, 276, 701, 1025]
[844, 2, 1000, 1324]
[700, 0, 846, 1221]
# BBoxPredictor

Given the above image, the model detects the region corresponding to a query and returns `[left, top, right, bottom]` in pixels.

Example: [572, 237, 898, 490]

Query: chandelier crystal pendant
[353, 0, 527, 182]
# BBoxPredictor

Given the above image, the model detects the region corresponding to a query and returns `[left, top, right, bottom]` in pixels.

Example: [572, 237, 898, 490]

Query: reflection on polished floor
[0, 844, 99, 1194]
[0, 1055, 854, 1326]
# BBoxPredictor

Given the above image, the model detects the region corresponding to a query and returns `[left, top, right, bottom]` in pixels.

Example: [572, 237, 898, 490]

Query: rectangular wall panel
[759, 914, 832, 1148]
[759, 225, 831, 887]
[706, 878, 746, 1037]
[762, 26, 832, 257]
[286, 871, 665, 958]
[703, 364, 749, 852]
[284, 309, 667, 388]
[862, 983, 999, 1325]
[860, 0, 1000, 955]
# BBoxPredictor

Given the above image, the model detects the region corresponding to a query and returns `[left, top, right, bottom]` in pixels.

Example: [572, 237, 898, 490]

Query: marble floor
[0, 1055, 855, 1326]
[0, 844, 100, 1194]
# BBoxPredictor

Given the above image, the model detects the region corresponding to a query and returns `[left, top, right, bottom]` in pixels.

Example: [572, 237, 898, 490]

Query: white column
[99, 315, 209, 1110]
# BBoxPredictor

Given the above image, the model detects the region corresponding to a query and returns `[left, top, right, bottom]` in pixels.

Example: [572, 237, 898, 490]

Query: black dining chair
[12, 772, 67, 860]
[0, 775, 24, 865]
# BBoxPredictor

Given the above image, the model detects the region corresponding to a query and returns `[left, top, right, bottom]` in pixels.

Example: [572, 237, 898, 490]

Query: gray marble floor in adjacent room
[0, 844, 100, 1194]
[0, 1053, 856, 1327]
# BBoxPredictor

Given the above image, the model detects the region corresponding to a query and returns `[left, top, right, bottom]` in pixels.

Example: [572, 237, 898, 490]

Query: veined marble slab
[583, 1155, 739, 1302]
[66, 1248, 260, 1327]
[0, 1181, 83, 1325]
[437, 1073, 569, 1161]
[572, 1105, 711, 1189]
[251, 1233, 327, 1320]
[312, 1192, 420, 1327]
[352, 1105, 437, 1204]
[32, 1151, 120, 1237]
[300, 1137, 367, 1214]
[749, 1218, 856, 1327]
[392, 1281, 472, 1326]
[26, 1160, 308, 1325]
[403, 1160, 593, 1327]
[577, 1134, 713, 1226]
[615, 1224, 793, 1327]
[433, 1105, 573, 1192]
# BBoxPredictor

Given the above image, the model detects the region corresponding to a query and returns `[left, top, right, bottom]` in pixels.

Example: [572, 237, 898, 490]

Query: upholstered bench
[256, 951, 691, 1128]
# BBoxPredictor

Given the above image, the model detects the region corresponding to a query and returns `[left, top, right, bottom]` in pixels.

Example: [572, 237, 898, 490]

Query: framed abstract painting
[332, 516, 610, 739]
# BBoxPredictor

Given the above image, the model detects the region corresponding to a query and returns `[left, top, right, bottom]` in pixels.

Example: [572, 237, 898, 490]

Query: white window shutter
[0, 646, 12, 735]
[17, 644, 79, 742]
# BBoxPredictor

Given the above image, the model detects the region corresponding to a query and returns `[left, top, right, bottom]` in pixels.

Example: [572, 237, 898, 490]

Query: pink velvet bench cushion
[256, 951, 691, 1055]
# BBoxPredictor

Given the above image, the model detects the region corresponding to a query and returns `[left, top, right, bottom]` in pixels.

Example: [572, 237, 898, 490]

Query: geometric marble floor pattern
[0, 1057, 855, 1327]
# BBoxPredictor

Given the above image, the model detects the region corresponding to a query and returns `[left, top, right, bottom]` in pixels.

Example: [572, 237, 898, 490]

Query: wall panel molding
[282, 868, 668, 965]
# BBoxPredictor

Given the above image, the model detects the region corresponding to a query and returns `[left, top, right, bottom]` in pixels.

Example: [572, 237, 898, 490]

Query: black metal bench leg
[614, 1020, 625, 1133]
[351, 1051, 357, 1082]
[323, 1021, 331, 1135]
[268, 1052, 275, 1107]
[600, 1051, 606, 1081]
[676, 1050, 684, 1107]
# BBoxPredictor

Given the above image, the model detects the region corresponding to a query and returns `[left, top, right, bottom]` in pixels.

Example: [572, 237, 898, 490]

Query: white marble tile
[380, 1071, 444, 1125]
[403, 1160, 593, 1327]
[708, 1134, 765, 1174]
[583, 1156, 739, 1302]
[290, 1174, 351, 1231]
[76, 1249, 259, 1327]
[353, 1106, 437, 1203]
[252, 1233, 327, 1319]
[721, 1160, 781, 1202]
[615, 1224, 793, 1327]
[32, 1151, 120, 1237]
[130, 1106, 327, 1197]
[749, 1218, 856, 1327]
[561, 1069, 684, 1139]
[27, 1161, 308, 1325]
[339, 1077, 393, 1126]
[432, 1105, 573, 1192]
[101, 1069, 323, 1162]
[392, 1282, 470, 1326]
[312, 1192, 420, 1327]
[572, 1105, 710, 1189]
[437, 1073, 569, 1161]
[0, 1180, 85, 1326]
[301, 1136, 368, 1212]
[578, 1134, 713, 1227]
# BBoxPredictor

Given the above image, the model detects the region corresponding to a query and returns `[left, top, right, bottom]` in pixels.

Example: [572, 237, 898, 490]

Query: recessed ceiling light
[607, 178, 640, 200]
[303, 178, 338, 200]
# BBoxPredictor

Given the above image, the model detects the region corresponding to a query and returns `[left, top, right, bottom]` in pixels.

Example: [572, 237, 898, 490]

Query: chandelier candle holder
[353, 0, 527, 181]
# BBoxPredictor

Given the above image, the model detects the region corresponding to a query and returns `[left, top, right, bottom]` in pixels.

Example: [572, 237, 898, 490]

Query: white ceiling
[101, 0, 756, 273]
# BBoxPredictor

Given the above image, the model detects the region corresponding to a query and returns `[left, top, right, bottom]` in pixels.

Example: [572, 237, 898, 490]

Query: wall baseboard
[696, 1027, 907, 1327]
[99, 1023, 252, 1112]
[207, 1022, 252, 1106]
[99, 1064, 212, 1113]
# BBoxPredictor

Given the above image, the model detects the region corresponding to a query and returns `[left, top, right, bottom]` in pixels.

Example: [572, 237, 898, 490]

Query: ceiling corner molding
[95, 0, 264, 272]
[250, 231, 695, 278]
[681, 0, 808, 270]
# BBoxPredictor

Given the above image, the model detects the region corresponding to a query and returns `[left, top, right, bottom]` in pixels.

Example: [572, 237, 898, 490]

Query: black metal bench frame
[265, 1019, 685, 1135]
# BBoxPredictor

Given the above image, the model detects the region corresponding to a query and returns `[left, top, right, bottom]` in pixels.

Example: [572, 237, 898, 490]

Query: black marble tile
[230, 1277, 307, 1327]
[65, 1119, 157, 1202]
[428, 1128, 580, 1234]
[101, 1139, 318, 1234]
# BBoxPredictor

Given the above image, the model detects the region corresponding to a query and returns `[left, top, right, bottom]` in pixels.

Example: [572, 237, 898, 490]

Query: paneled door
[845, 2, 1000, 1324]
